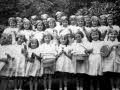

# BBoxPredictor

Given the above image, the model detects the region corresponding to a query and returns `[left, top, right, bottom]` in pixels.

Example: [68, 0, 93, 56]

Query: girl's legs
[29, 77, 33, 90]
[34, 77, 38, 90]
[64, 73, 68, 90]
[43, 75, 47, 90]
[48, 74, 52, 90]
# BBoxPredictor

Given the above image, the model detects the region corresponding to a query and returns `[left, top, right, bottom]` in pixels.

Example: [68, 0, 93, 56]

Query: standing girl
[19, 18, 33, 42]
[46, 18, 58, 46]
[102, 30, 120, 90]
[40, 31, 58, 90]
[34, 20, 45, 44]
[56, 33, 74, 90]
[70, 31, 89, 90]
[88, 29, 104, 90]
[26, 37, 42, 90]
[106, 14, 120, 41]
[98, 15, 108, 41]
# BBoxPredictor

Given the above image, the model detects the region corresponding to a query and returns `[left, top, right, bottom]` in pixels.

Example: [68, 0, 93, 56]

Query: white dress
[102, 40, 120, 73]
[70, 41, 89, 74]
[40, 43, 58, 74]
[88, 41, 104, 76]
[0, 45, 18, 76]
[10, 44, 26, 77]
[56, 44, 75, 73]
[19, 29, 34, 42]
[33, 31, 44, 44]
[26, 47, 42, 77]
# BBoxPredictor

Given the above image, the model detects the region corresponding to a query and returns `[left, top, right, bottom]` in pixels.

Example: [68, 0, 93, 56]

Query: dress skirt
[88, 54, 102, 76]
[56, 54, 75, 73]
[25, 59, 41, 77]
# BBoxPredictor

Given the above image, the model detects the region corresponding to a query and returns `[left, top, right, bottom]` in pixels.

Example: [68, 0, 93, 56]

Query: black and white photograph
[0, 0, 120, 90]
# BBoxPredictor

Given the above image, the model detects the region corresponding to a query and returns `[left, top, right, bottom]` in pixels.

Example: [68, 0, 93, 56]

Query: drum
[100, 45, 110, 57]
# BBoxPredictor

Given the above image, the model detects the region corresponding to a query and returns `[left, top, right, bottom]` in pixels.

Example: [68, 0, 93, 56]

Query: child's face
[75, 33, 82, 43]
[44, 35, 51, 44]
[60, 36, 67, 45]
[9, 21, 16, 28]
[30, 40, 38, 49]
[17, 21, 23, 28]
[107, 18, 113, 25]
[78, 20, 84, 27]
[62, 20, 68, 27]
[92, 21, 98, 27]
[49, 20, 56, 28]
[70, 20, 76, 26]
[23, 22, 30, 30]
[91, 31, 99, 41]
[17, 37, 24, 45]
[100, 18, 106, 25]
[57, 16, 61, 22]
[37, 22, 43, 31]
[85, 19, 91, 27]
[109, 32, 117, 41]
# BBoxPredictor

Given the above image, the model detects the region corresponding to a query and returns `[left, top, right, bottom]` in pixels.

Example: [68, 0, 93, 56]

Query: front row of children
[0, 26, 120, 90]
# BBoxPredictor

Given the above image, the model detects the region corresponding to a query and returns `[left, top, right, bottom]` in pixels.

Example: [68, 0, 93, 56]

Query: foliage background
[0, 0, 119, 26]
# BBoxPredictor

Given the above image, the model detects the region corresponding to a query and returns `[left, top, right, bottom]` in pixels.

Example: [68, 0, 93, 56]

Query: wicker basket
[73, 54, 88, 61]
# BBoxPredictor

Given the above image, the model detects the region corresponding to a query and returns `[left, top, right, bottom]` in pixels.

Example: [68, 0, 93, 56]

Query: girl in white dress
[40, 31, 58, 90]
[46, 18, 58, 46]
[58, 16, 71, 37]
[16, 17, 23, 30]
[12, 33, 28, 90]
[106, 14, 120, 41]
[76, 15, 88, 42]
[88, 29, 104, 90]
[41, 14, 49, 29]
[98, 15, 108, 41]
[55, 11, 64, 28]
[0, 35, 16, 90]
[3, 17, 18, 44]
[34, 20, 45, 44]
[102, 30, 120, 90]
[30, 15, 38, 30]
[27, 38, 42, 90]
[19, 18, 33, 42]
[68, 15, 78, 34]
[56, 33, 74, 90]
[84, 15, 92, 42]
[70, 31, 89, 90]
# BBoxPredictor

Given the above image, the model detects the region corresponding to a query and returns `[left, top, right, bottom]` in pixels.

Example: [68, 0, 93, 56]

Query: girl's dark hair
[28, 39, 39, 48]
[89, 30, 101, 41]
[75, 31, 84, 39]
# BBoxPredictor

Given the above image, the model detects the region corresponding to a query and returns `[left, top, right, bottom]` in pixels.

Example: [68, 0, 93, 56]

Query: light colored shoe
[64, 86, 67, 90]
[77, 87, 80, 90]
[59, 87, 62, 90]
[80, 87, 83, 90]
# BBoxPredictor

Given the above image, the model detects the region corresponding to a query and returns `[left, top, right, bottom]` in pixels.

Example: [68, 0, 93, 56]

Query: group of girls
[0, 11, 120, 90]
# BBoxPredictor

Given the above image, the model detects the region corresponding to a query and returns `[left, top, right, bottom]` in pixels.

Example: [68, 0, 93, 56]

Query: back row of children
[0, 11, 120, 90]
